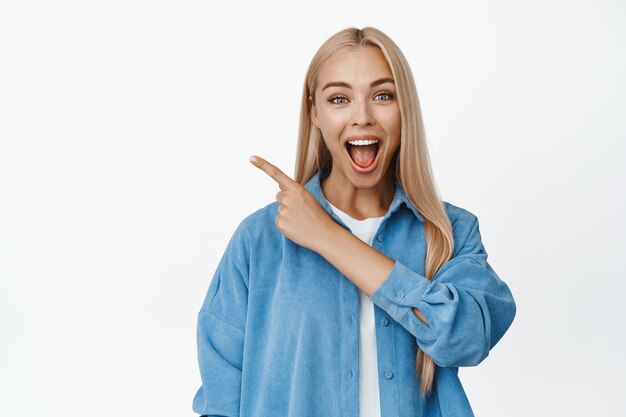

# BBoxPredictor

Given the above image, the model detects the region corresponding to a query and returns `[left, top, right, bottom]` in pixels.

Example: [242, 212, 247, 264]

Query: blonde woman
[193, 26, 516, 417]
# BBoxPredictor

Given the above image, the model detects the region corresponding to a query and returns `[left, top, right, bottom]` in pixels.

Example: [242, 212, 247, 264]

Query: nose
[351, 100, 375, 126]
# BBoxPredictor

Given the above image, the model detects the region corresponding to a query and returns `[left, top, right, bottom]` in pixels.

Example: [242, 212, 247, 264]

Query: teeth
[347, 139, 379, 146]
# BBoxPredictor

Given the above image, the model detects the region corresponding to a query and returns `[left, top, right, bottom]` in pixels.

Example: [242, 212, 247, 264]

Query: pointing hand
[249, 155, 337, 252]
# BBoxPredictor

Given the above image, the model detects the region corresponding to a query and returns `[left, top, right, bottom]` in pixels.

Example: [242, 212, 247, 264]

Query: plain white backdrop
[1, 1, 625, 416]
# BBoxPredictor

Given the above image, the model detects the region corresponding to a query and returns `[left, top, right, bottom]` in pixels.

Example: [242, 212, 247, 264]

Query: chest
[248, 212, 426, 319]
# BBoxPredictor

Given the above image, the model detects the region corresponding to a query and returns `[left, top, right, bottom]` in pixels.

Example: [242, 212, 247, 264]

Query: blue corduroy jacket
[193, 167, 516, 417]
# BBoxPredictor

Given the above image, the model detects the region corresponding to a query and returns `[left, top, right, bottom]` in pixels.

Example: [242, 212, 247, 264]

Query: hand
[249, 155, 337, 252]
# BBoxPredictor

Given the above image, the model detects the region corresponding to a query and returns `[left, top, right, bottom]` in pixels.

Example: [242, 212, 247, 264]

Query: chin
[346, 165, 387, 186]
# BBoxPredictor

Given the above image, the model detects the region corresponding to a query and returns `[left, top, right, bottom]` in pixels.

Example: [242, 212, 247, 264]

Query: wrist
[313, 219, 343, 256]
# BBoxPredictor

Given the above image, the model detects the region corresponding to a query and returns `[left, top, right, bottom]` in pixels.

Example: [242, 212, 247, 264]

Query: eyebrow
[321, 77, 395, 92]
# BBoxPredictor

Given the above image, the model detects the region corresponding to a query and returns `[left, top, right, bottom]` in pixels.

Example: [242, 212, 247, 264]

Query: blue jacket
[192, 166, 516, 417]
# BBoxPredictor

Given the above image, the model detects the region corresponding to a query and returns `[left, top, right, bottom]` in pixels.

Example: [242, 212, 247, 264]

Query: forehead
[318, 46, 394, 85]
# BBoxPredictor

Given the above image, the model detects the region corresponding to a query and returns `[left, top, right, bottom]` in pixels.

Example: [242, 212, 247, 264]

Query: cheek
[379, 108, 402, 135]
[317, 106, 349, 128]
[317, 111, 342, 150]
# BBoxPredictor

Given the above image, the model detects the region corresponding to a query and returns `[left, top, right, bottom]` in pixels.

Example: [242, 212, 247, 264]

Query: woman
[193, 26, 516, 417]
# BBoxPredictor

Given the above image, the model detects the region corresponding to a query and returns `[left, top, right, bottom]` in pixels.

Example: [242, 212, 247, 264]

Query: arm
[315, 214, 516, 368]
[247, 156, 515, 368]
[315, 222, 429, 323]
[192, 225, 249, 417]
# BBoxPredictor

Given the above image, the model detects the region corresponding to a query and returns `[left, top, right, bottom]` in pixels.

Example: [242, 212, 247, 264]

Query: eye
[328, 95, 348, 104]
[375, 92, 394, 101]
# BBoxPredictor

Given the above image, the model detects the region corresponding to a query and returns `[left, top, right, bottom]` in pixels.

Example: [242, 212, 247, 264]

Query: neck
[321, 166, 395, 220]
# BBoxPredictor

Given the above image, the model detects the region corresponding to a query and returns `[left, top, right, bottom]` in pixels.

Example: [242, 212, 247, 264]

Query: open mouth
[345, 139, 381, 170]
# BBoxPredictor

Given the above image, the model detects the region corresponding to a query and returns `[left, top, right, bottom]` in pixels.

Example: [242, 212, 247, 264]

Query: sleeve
[369, 214, 516, 368]
[192, 224, 249, 417]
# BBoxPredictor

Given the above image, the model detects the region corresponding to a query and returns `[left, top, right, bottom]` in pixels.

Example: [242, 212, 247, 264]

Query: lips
[343, 135, 382, 147]
[343, 135, 383, 174]
[343, 135, 382, 157]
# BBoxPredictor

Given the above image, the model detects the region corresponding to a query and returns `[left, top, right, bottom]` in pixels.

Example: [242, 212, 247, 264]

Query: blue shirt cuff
[369, 260, 436, 342]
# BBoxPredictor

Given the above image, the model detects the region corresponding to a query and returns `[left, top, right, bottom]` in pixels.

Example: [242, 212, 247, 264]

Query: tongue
[348, 144, 377, 168]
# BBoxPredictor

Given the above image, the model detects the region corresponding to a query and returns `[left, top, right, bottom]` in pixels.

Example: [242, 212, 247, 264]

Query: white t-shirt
[326, 200, 385, 417]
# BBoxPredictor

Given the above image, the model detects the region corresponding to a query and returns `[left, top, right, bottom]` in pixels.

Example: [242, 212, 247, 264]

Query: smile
[344, 138, 381, 174]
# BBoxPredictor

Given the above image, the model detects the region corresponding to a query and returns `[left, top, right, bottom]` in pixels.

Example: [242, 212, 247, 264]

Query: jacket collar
[303, 165, 424, 223]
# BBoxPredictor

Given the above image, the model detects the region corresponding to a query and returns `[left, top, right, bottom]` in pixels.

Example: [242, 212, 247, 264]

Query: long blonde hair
[294, 26, 455, 396]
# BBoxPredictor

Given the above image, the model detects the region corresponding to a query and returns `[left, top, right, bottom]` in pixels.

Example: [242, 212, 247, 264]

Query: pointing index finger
[249, 155, 295, 190]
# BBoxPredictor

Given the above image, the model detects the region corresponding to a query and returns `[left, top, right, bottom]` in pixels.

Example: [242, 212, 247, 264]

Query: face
[309, 46, 401, 189]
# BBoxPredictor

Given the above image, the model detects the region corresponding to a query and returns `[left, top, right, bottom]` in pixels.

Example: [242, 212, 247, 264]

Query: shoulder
[229, 200, 281, 249]
[442, 200, 481, 252]
[215, 201, 281, 273]
[442, 200, 478, 226]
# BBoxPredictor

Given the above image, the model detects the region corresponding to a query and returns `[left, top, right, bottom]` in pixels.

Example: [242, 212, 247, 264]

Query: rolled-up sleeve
[369, 215, 516, 368]
[192, 225, 249, 417]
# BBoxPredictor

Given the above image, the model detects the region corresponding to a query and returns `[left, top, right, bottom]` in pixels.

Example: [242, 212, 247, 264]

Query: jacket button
[384, 371, 394, 379]
[376, 234, 384, 242]
[348, 315, 354, 324]
[381, 318, 389, 326]
[397, 290, 405, 299]
[349, 370, 354, 378]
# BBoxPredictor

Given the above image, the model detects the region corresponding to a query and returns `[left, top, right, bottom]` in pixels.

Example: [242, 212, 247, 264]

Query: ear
[309, 95, 320, 129]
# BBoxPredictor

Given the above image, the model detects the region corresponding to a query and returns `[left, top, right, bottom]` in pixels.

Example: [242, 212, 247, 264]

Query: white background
[1, 1, 625, 416]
